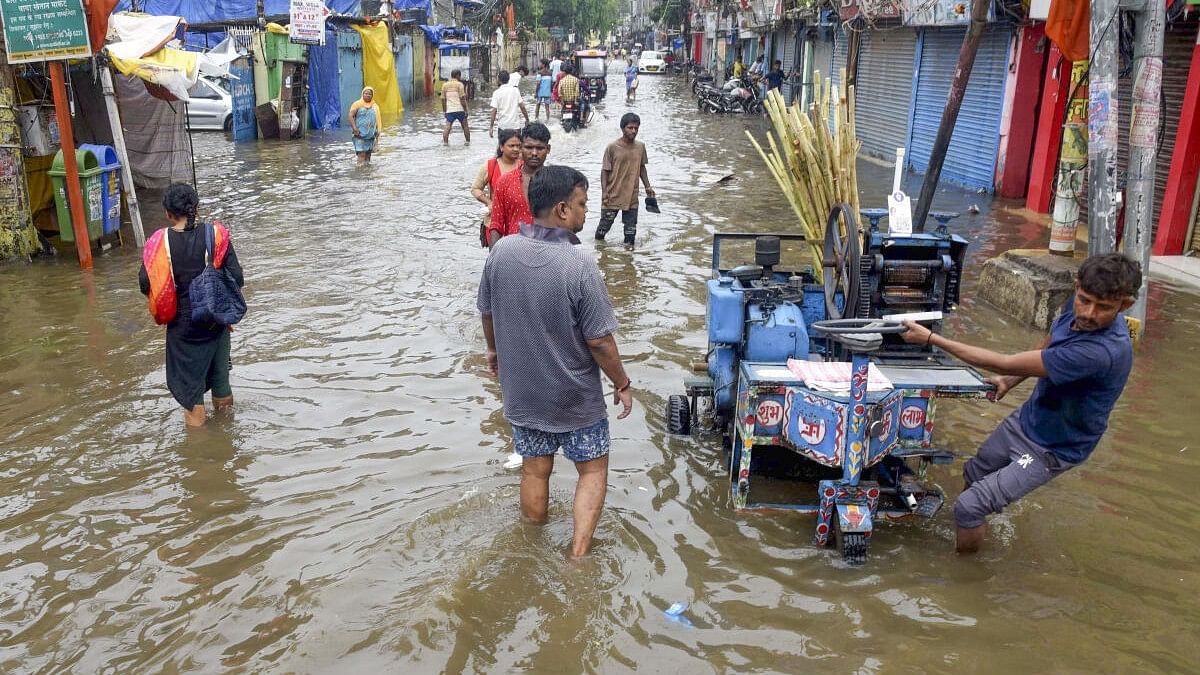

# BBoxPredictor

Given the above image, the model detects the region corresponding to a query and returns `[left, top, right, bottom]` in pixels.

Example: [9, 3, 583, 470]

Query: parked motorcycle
[690, 65, 714, 95]
[697, 75, 764, 114]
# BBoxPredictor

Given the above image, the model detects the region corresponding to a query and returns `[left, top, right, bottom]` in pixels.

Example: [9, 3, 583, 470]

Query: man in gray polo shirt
[478, 165, 634, 558]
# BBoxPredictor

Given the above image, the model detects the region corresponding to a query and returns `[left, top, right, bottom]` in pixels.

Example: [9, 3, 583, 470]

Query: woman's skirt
[166, 326, 232, 409]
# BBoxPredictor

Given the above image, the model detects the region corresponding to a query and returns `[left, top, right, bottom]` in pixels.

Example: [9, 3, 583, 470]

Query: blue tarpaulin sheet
[393, 0, 431, 14]
[113, 1, 361, 24]
[308, 29, 341, 129]
[417, 25, 472, 45]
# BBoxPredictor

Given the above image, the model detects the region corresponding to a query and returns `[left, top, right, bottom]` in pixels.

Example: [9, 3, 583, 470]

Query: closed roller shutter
[805, 35, 834, 109]
[909, 25, 1013, 191]
[1117, 24, 1194, 242]
[830, 29, 849, 133]
[854, 27, 917, 160]
[782, 28, 799, 104]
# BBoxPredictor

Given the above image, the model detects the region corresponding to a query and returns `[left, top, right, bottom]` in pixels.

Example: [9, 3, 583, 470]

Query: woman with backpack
[470, 128, 522, 247]
[139, 183, 245, 427]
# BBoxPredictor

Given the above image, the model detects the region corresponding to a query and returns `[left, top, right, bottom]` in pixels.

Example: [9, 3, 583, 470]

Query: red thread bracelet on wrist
[617, 379, 632, 393]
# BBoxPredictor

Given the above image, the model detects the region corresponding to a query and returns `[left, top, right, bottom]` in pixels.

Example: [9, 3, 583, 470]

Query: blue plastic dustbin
[79, 144, 123, 235]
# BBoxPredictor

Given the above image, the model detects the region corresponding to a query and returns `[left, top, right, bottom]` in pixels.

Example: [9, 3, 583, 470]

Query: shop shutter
[782, 28, 799, 104]
[1115, 25, 1194, 241]
[908, 25, 1013, 191]
[829, 29, 849, 133]
[854, 27, 917, 160]
[806, 35, 834, 109]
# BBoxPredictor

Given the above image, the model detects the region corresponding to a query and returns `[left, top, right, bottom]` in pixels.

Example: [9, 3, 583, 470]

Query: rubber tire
[834, 518, 868, 564]
[747, 101, 764, 115]
[667, 395, 691, 435]
[223, 115, 233, 132]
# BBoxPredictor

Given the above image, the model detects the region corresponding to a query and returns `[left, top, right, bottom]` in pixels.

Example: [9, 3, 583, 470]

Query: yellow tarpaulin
[108, 47, 198, 101]
[353, 23, 403, 120]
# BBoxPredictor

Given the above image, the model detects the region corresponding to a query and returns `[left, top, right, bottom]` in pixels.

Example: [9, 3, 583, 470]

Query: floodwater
[2, 72, 1199, 673]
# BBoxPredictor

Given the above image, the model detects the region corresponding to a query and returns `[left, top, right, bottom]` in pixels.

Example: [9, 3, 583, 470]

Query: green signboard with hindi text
[0, 0, 91, 64]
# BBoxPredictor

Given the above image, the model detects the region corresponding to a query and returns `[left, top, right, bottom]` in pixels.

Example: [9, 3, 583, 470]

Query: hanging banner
[0, 0, 91, 64]
[289, 0, 331, 45]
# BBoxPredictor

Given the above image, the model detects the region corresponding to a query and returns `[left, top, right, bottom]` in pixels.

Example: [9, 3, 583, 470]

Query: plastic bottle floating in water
[664, 602, 693, 627]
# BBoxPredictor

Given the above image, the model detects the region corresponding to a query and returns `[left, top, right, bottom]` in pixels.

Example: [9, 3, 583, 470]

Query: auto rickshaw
[573, 49, 608, 102]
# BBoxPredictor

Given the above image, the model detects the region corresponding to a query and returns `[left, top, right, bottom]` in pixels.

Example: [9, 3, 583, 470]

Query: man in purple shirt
[901, 253, 1141, 553]
[478, 165, 634, 557]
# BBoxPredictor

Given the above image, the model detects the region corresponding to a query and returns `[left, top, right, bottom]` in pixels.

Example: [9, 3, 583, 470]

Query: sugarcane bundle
[745, 69, 862, 281]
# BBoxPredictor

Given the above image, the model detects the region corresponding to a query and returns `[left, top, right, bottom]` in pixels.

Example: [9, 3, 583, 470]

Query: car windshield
[641, 52, 662, 61]
[577, 58, 605, 77]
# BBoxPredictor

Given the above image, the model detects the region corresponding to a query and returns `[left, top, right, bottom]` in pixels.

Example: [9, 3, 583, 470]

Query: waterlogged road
[1, 73, 1198, 672]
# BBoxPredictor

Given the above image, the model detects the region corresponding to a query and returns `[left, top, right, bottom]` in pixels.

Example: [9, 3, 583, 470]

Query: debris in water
[504, 453, 522, 469]
[664, 602, 693, 627]
[713, 174, 736, 185]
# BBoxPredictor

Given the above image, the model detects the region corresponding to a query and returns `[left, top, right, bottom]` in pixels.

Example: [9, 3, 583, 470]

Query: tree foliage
[650, 0, 687, 27]
[513, 0, 620, 38]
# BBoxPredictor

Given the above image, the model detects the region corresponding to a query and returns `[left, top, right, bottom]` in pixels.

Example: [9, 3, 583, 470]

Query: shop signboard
[903, 0, 993, 26]
[0, 0, 91, 63]
[839, 0, 902, 21]
[229, 58, 258, 142]
[289, 0, 330, 45]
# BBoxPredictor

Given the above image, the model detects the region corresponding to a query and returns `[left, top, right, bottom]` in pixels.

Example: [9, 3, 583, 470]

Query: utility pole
[912, 0, 989, 232]
[1123, 1, 1166, 334]
[49, 62, 93, 269]
[1087, 0, 1120, 254]
[1048, 61, 1088, 255]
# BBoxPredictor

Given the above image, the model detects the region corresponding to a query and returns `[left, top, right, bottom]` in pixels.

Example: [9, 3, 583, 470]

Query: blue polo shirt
[1020, 297, 1133, 463]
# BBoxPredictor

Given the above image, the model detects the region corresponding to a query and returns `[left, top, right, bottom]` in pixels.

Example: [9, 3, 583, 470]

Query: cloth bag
[189, 223, 246, 325]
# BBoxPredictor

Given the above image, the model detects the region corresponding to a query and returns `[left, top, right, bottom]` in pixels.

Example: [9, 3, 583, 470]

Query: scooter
[561, 99, 593, 132]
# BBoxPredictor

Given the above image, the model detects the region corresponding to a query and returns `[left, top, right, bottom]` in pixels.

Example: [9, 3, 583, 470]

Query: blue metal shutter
[854, 27, 918, 160]
[908, 25, 1013, 191]
[829, 29, 849, 133]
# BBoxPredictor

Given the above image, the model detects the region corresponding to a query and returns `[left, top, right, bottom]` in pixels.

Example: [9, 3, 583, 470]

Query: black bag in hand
[190, 222, 246, 325]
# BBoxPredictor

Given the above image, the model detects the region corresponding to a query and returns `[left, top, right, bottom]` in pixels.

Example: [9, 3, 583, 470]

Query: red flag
[84, 0, 121, 54]
[1045, 0, 1089, 63]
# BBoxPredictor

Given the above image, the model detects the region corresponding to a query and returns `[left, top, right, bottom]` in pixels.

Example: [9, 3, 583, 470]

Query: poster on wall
[840, 0, 902, 21]
[0, 0, 91, 63]
[290, 0, 331, 45]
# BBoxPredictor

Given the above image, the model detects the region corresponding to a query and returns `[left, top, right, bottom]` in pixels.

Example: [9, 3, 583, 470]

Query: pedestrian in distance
[534, 62, 554, 120]
[488, 70, 529, 138]
[139, 183, 245, 427]
[595, 113, 654, 247]
[549, 53, 563, 79]
[471, 128, 522, 246]
[748, 54, 765, 78]
[899, 253, 1142, 554]
[764, 60, 785, 91]
[348, 86, 379, 165]
[477, 164, 634, 558]
[487, 122, 552, 247]
[441, 69, 471, 146]
[732, 54, 746, 78]
[624, 58, 639, 103]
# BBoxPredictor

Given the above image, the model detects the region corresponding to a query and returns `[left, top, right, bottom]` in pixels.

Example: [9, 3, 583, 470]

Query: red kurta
[488, 163, 534, 242]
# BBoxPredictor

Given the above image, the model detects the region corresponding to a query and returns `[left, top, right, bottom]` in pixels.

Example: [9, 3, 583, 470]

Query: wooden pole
[49, 62, 93, 270]
[911, 0, 990, 232]
[100, 67, 145, 248]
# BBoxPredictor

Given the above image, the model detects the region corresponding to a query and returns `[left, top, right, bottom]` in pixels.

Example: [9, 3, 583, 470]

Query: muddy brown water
[2, 74, 1199, 672]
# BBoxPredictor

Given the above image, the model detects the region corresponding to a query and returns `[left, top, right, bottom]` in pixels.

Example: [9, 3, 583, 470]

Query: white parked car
[186, 76, 233, 131]
[638, 50, 666, 74]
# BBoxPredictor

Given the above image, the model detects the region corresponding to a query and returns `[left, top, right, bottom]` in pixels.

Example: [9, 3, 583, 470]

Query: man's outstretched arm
[901, 320, 1049, 383]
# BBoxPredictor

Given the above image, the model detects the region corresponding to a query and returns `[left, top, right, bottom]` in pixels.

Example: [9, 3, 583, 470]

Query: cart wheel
[834, 519, 868, 564]
[667, 395, 691, 435]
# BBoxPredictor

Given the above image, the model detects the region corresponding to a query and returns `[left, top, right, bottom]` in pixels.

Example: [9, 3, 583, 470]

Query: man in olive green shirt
[595, 113, 654, 246]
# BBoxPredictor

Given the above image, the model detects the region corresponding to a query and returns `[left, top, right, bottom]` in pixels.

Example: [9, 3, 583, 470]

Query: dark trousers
[596, 208, 639, 242]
